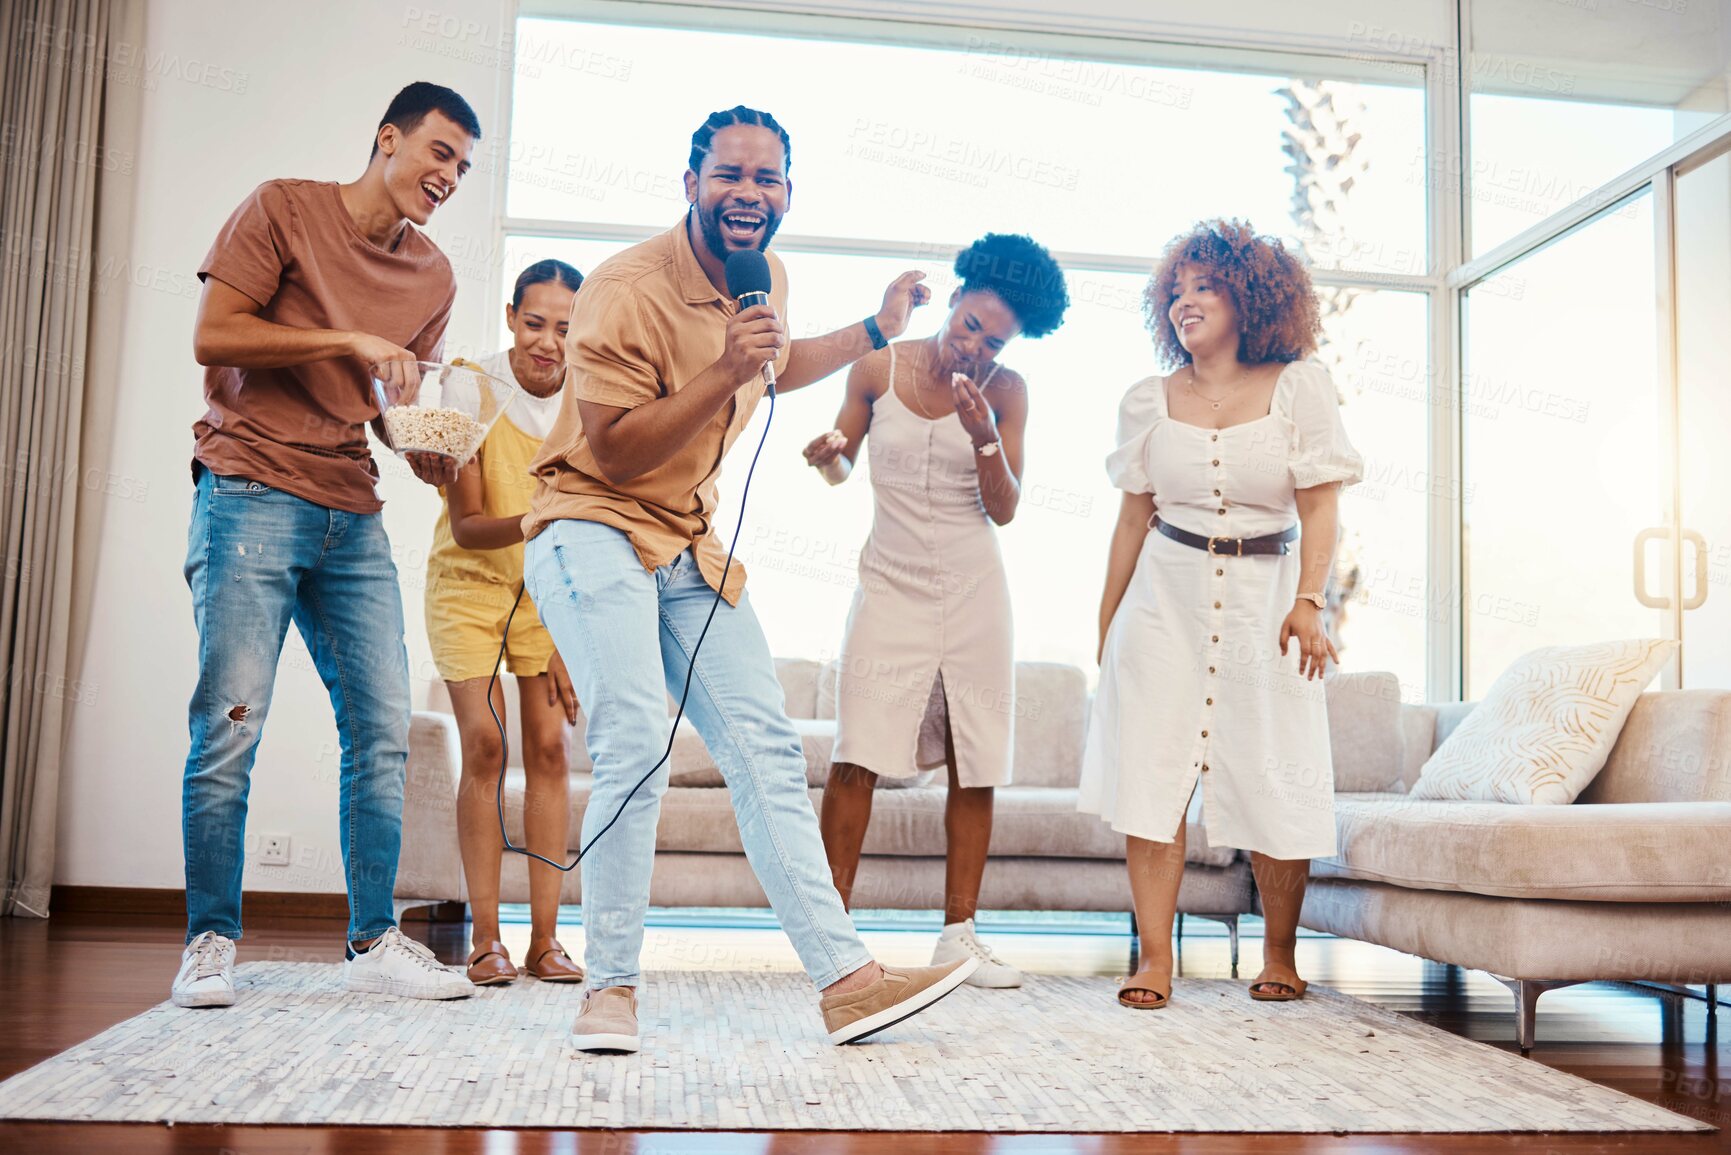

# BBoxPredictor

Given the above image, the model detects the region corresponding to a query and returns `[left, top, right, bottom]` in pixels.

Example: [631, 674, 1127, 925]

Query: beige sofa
[1302, 673, 1731, 1047]
[397, 659, 1255, 958]
[397, 663, 1731, 1047]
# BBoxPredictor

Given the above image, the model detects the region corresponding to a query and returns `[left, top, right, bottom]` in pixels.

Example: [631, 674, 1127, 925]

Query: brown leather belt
[1154, 516, 1297, 557]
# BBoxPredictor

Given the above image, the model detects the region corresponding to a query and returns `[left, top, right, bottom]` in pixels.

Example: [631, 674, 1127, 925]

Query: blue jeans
[524, 520, 872, 991]
[181, 464, 410, 944]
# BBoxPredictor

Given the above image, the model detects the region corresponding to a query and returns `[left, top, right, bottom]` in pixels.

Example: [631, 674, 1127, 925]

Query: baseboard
[48, 887, 464, 923]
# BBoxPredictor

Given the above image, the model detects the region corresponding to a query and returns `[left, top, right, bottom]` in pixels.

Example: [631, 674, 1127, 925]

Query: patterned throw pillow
[1410, 639, 1679, 804]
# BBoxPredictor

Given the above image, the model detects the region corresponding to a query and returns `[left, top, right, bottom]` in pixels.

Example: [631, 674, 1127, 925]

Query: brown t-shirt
[194, 179, 456, 513]
[523, 220, 792, 606]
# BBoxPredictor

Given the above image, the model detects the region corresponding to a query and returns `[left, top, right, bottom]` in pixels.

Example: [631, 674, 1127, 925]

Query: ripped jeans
[180, 464, 410, 945]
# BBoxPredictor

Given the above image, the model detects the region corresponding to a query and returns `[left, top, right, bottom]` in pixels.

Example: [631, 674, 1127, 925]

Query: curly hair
[954, 233, 1070, 339]
[1143, 219, 1320, 368]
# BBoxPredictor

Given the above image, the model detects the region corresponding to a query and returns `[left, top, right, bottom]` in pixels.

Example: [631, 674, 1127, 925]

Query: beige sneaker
[570, 986, 640, 1054]
[819, 957, 979, 1045]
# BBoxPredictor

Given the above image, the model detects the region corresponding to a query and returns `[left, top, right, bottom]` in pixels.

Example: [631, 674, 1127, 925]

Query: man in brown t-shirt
[173, 83, 480, 1011]
[521, 106, 980, 1054]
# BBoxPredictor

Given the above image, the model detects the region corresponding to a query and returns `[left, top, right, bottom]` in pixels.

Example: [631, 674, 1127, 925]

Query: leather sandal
[1117, 966, 1171, 1010]
[465, 940, 518, 986]
[1249, 965, 1308, 1002]
[525, 938, 585, 983]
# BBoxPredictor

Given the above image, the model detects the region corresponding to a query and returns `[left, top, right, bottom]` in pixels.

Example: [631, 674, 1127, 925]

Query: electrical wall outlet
[258, 834, 291, 866]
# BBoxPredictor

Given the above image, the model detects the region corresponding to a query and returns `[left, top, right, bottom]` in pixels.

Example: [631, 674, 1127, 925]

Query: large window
[503, 7, 1431, 685]
[1466, 0, 1731, 255]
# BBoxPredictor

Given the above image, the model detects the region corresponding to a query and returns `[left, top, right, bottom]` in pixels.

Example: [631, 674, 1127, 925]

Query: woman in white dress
[804, 234, 1070, 988]
[1081, 220, 1363, 1009]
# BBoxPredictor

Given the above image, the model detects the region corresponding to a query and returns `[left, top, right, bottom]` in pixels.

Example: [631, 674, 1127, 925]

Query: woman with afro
[805, 233, 1069, 989]
[1081, 219, 1363, 1009]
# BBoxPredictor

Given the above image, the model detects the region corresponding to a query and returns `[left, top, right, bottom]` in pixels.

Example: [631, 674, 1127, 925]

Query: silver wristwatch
[975, 440, 1001, 457]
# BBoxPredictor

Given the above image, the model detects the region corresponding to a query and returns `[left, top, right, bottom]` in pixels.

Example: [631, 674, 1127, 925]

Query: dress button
[1210, 433, 1219, 442]
[1211, 459, 1220, 467]
[1217, 508, 1226, 515]
[1215, 568, 1224, 576]
[1201, 729, 1209, 738]
[1213, 601, 1222, 609]
[1213, 489, 1221, 496]
[1206, 697, 1213, 705]
[1208, 666, 1216, 674]
[1211, 634, 1219, 643]
[1201, 763, 1210, 773]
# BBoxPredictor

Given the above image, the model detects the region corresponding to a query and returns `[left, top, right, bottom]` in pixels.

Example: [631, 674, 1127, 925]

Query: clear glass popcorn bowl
[370, 359, 519, 466]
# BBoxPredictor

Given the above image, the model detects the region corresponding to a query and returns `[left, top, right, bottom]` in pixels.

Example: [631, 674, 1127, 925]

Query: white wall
[55, 0, 512, 893]
[56, 0, 1454, 894]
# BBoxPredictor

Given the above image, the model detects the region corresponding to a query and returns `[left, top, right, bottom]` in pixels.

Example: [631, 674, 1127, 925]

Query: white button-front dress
[1078, 360, 1364, 859]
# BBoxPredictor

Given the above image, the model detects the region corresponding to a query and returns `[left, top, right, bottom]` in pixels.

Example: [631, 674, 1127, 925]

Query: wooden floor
[0, 910, 1723, 1153]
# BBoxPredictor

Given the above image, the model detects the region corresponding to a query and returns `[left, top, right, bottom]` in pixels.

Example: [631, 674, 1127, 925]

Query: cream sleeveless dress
[833, 345, 1014, 786]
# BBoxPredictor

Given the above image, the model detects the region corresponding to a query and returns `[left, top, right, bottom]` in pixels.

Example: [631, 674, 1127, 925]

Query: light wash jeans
[524, 519, 872, 991]
[181, 464, 410, 945]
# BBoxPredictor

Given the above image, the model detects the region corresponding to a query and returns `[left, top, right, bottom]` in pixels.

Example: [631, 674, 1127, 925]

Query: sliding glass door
[1459, 128, 1731, 695]
[1460, 192, 1672, 695]
[1672, 148, 1731, 687]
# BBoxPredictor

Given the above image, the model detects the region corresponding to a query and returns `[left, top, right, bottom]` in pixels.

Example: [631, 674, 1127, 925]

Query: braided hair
[688, 105, 792, 174]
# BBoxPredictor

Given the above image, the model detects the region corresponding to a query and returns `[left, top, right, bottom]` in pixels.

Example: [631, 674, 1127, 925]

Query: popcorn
[382, 405, 487, 462]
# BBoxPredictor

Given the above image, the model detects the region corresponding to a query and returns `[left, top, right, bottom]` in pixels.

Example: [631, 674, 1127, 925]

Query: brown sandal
[525, 938, 585, 983]
[1249, 965, 1308, 1002]
[465, 940, 518, 986]
[1117, 966, 1172, 1010]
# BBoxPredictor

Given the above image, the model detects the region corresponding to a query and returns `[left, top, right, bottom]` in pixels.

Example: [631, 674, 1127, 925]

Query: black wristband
[862, 315, 887, 350]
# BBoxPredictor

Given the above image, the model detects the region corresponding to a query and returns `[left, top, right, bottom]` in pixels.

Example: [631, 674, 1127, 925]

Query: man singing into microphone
[522, 105, 978, 1053]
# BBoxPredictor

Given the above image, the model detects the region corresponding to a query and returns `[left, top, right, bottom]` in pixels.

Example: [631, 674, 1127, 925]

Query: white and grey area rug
[0, 964, 1706, 1132]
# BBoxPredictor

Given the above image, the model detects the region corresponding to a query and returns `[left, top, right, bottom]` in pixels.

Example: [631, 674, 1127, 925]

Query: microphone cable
[485, 382, 777, 873]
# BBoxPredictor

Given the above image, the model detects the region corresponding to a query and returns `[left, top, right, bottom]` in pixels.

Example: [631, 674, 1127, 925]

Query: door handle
[1682, 529, 1708, 611]
[1633, 526, 1672, 609]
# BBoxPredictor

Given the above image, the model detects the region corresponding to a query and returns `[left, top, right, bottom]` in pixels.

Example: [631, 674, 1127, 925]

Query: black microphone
[724, 248, 776, 392]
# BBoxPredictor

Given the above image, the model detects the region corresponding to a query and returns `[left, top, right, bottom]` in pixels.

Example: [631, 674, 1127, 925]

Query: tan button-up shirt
[523, 220, 791, 605]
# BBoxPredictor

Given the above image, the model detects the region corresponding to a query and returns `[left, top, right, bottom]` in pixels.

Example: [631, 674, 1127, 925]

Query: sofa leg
[1709, 984, 1719, 1018]
[1225, 915, 1240, 975]
[1492, 977, 1582, 1050]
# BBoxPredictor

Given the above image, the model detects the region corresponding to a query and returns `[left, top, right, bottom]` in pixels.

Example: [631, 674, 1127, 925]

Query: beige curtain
[0, 0, 133, 917]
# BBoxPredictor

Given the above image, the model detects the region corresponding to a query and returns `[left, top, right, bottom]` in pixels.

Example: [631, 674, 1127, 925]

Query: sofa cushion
[1314, 792, 1731, 901]
[664, 717, 836, 788]
[1302, 878, 1731, 982]
[1397, 705, 1435, 791]
[1324, 671, 1406, 793]
[817, 660, 1088, 788]
[1012, 663, 1089, 788]
[648, 784, 1236, 867]
[1581, 690, 1731, 804]
[775, 657, 822, 720]
[1410, 638, 1678, 804]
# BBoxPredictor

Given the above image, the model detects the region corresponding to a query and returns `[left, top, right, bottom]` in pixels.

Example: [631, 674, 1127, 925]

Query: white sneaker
[343, 927, 475, 1000]
[931, 919, 1023, 988]
[172, 931, 237, 1008]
